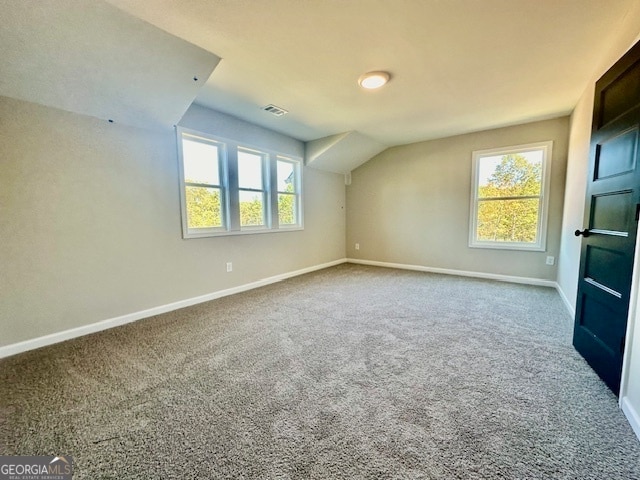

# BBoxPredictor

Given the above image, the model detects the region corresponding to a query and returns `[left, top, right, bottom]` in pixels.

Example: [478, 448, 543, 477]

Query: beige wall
[555, 85, 594, 314]
[556, 18, 640, 314]
[346, 117, 569, 280]
[0, 97, 345, 348]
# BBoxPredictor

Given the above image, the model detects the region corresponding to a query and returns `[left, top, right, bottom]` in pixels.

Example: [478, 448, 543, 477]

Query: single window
[177, 127, 303, 238]
[469, 141, 553, 251]
[277, 157, 301, 227]
[238, 149, 267, 228]
[180, 134, 227, 236]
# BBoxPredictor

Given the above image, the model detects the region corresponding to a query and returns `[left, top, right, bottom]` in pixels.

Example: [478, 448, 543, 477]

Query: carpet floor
[1, 264, 639, 479]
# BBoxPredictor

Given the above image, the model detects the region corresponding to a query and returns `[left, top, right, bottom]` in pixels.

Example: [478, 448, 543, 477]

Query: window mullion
[186, 181, 219, 189]
[227, 146, 241, 232]
[268, 154, 278, 229]
[478, 195, 541, 202]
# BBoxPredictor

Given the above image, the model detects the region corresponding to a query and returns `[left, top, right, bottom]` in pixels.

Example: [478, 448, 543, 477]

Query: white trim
[555, 283, 576, 318]
[275, 155, 304, 230]
[346, 258, 556, 287]
[178, 127, 230, 237]
[621, 396, 640, 441]
[620, 219, 640, 407]
[0, 258, 347, 360]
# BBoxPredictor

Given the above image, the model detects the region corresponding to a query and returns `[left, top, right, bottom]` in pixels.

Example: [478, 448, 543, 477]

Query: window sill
[468, 241, 545, 252]
[184, 225, 304, 239]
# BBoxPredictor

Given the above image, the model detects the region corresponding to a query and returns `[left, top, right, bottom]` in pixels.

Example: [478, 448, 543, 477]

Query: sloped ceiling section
[0, 0, 220, 130]
[306, 131, 387, 174]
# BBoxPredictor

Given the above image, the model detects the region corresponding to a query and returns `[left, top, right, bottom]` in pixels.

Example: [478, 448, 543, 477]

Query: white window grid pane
[238, 149, 265, 190]
[185, 186, 224, 229]
[475, 197, 541, 243]
[182, 138, 221, 186]
[239, 189, 266, 226]
[277, 159, 297, 193]
[278, 192, 298, 225]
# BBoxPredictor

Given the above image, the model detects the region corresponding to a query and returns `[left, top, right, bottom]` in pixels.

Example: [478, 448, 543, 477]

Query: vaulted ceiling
[0, 0, 219, 130]
[2, 1, 640, 173]
[106, 0, 640, 142]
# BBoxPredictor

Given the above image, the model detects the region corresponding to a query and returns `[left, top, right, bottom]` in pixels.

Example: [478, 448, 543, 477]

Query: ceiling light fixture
[358, 71, 390, 90]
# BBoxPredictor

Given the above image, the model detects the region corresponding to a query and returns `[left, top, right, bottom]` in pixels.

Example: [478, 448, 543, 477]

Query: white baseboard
[347, 258, 557, 287]
[0, 258, 348, 359]
[554, 283, 576, 318]
[621, 396, 640, 442]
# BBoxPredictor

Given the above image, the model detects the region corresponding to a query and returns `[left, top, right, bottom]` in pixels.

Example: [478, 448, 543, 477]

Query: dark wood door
[573, 40, 640, 395]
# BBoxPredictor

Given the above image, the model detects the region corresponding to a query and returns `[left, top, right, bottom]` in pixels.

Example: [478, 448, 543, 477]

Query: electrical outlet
[546, 256, 555, 266]
[226, 262, 233, 272]
[355, 243, 360, 250]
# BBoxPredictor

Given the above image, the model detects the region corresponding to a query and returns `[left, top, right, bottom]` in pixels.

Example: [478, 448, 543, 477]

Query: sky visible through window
[182, 139, 265, 189]
[238, 150, 264, 190]
[183, 137, 297, 193]
[277, 161, 294, 191]
[182, 139, 219, 185]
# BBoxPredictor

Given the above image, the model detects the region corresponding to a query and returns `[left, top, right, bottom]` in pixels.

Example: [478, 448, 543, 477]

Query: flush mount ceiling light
[358, 71, 390, 90]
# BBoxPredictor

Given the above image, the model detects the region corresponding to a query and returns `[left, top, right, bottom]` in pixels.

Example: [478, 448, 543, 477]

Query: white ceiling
[2, 1, 639, 173]
[106, 0, 639, 147]
[0, 0, 220, 130]
[306, 131, 387, 174]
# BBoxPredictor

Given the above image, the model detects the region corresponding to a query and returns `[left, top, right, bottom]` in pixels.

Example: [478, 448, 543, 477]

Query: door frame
[620, 229, 640, 437]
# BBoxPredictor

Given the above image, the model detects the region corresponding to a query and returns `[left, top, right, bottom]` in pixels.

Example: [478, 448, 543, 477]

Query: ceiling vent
[262, 104, 288, 116]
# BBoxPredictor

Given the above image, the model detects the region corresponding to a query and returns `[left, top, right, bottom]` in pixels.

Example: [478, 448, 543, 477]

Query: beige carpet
[1, 264, 639, 479]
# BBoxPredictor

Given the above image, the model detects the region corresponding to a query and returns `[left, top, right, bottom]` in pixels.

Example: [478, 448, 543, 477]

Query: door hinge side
[621, 335, 626, 354]
[635, 203, 640, 221]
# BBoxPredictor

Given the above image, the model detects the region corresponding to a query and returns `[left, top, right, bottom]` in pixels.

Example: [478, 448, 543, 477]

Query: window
[177, 127, 303, 238]
[180, 134, 227, 234]
[237, 149, 267, 228]
[469, 141, 552, 251]
[276, 158, 301, 226]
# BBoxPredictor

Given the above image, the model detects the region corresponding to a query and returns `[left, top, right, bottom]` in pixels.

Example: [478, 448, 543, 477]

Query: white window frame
[276, 156, 303, 229]
[177, 127, 304, 239]
[177, 132, 229, 238]
[469, 140, 553, 251]
[237, 147, 270, 231]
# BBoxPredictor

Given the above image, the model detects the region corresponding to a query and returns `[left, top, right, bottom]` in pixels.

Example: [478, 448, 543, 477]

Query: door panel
[590, 190, 633, 233]
[594, 127, 638, 179]
[573, 40, 640, 395]
[584, 245, 627, 295]
[599, 60, 640, 127]
[580, 295, 625, 353]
